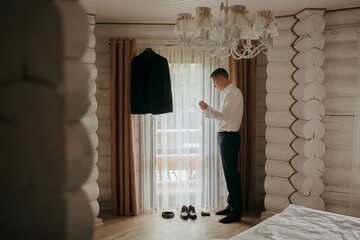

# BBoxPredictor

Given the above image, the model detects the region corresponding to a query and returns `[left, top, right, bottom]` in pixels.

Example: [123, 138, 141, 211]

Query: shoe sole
[219, 217, 241, 224]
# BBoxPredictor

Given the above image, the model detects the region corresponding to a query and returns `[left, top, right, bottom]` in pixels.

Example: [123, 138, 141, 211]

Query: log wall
[264, 15, 297, 213]
[94, 30, 111, 211]
[254, 52, 267, 207]
[0, 1, 94, 238]
[321, 8, 360, 217]
[264, 9, 328, 216]
[264, 8, 360, 218]
[289, 9, 326, 211]
[80, 14, 101, 225]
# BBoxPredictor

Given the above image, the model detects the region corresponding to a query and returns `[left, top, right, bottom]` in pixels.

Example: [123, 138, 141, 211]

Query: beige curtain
[229, 44, 257, 211]
[109, 38, 138, 216]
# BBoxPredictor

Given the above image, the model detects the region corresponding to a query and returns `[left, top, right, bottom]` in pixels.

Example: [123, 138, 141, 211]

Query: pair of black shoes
[215, 208, 241, 224]
[180, 205, 197, 220]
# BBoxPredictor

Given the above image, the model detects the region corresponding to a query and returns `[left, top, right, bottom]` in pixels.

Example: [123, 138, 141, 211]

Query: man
[199, 68, 243, 224]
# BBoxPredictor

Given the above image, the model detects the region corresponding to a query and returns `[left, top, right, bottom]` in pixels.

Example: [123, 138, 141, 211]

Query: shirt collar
[222, 83, 235, 95]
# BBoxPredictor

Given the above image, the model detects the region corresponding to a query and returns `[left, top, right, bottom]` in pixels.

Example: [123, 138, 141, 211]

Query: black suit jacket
[130, 50, 173, 114]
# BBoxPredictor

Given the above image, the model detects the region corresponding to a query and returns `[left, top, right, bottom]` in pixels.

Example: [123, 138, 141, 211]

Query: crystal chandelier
[174, 0, 278, 59]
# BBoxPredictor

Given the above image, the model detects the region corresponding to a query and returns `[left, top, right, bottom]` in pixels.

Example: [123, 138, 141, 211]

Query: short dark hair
[210, 68, 228, 79]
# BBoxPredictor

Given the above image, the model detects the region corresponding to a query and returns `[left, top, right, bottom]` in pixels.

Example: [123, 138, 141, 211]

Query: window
[156, 63, 203, 195]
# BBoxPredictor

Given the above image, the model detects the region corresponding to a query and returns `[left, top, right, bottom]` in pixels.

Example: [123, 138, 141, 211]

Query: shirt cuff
[203, 106, 213, 118]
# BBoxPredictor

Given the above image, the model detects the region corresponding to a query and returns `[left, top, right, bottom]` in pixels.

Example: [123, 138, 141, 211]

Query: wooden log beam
[293, 32, 325, 52]
[267, 62, 296, 78]
[266, 127, 295, 144]
[265, 176, 295, 196]
[291, 100, 325, 120]
[293, 67, 324, 84]
[292, 82, 325, 101]
[272, 30, 297, 47]
[265, 159, 295, 178]
[266, 143, 296, 161]
[323, 59, 357, 76]
[290, 173, 324, 196]
[322, 130, 353, 151]
[266, 93, 294, 110]
[323, 149, 352, 169]
[275, 16, 297, 31]
[266, 76, 296, 93]
[322, 168, 360, 189]
[323, 42, 358, 60]
[265, 110, 296, 128]
[293, 14, 325, 36]
[323, 76, 358, 97]
[267, 46, 297, 62]
[291, 155, 325, 178]
[293, 49, 325, 68]
[291, 119, 325, 139]
[265, 194, 291, 213]
[290, 191, 325, 210]
[292, 138, 325, 158]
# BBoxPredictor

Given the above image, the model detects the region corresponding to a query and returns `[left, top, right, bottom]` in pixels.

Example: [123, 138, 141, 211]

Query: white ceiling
[80, 0, 360, 23]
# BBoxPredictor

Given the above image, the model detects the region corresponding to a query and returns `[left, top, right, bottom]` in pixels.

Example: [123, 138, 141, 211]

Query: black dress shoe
[219, 212, 241, 224]
[180, 205, 189, 220]
[215, 208, 231, 215]
[188, 205, 197, 220]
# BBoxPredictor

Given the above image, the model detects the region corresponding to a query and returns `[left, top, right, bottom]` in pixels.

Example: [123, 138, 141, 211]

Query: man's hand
[199, 101, 209, 110]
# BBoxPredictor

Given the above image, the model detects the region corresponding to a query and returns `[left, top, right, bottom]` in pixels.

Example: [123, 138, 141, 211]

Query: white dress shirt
[203, 83, 244, 132]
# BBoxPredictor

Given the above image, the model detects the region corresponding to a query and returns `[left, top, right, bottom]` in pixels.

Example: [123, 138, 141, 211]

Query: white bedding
[229, 204, 360, 240]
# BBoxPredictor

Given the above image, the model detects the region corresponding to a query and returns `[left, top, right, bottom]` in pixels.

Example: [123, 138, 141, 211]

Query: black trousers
[217, 131, 242, 215]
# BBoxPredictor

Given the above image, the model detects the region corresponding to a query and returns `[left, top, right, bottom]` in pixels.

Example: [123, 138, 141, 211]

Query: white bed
[229, 204, 360, 240]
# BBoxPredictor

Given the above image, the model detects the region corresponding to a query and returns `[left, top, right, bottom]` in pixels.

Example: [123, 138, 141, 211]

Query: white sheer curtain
[134, 46, 228, 211]
[350, 30, 360, 213]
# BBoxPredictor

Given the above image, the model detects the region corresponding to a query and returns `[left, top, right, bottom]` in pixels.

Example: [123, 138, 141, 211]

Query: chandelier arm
[192, 43, 211, 58]
[233, 46, 246, 58]
[191, 38, 220, 58]
[231, 50, 243, 60]
[232, 46, 252, 59]
[255, 46, 269, 57]
[187, 39, 205, 57]
[190, 45, 213, 58]
[199, 38, 220, 58]
[243, 45, 268, 59]
[249, 43, 268, 58]
[240, 38, 251, 48]
[211, 40, 224, 57]
[226, 47, 232, 58]
[230, 41, 266, 59]
[231, 48, 242, 58]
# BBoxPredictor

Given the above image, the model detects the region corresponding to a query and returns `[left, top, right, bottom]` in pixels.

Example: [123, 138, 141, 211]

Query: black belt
[218, 131, 239, 135]
[162, 211, 174, 219]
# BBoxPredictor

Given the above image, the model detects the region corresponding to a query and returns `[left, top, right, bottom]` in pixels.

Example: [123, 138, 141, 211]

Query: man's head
[210, 68, 231, 91]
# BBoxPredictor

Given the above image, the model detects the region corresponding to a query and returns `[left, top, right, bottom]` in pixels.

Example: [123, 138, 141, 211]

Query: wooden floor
[93, 209, 263, 240]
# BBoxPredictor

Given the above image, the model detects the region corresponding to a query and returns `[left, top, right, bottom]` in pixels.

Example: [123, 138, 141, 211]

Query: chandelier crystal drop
[174, 0, 278, 59]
